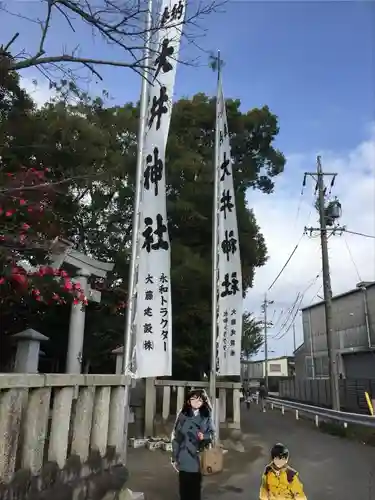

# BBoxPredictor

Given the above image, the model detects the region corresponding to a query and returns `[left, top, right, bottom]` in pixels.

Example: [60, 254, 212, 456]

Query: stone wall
[0, 374, 131, 500]
[0, 450, 128, 500]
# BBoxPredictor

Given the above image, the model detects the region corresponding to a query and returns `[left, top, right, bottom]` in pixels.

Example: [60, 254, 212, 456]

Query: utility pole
[264, 301, 268, 388]
[292, 323, 296, 353]
[304, 156, 344, 411]
[261, 294, 274, 389]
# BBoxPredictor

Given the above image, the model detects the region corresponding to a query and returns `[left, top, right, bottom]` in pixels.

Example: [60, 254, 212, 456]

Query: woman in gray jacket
[171, 389, 215, 500]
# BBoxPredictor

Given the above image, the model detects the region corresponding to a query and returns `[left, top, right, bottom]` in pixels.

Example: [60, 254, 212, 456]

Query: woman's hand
[197, 431, 204, 441]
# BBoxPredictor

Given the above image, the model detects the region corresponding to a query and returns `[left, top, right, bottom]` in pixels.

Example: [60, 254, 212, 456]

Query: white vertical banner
[216, 77, 243, 376]
[134, 0, 186, 378]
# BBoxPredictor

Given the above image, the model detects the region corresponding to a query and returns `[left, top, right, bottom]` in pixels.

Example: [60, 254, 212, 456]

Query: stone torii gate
[50, 239, 114, 374]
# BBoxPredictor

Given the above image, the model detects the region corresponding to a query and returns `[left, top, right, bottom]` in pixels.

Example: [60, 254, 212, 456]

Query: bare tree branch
[37, 0, 54, 56]
[0, 0, 222, 82]
[12, 54, 151, 72]
[0, 172, 111, 194]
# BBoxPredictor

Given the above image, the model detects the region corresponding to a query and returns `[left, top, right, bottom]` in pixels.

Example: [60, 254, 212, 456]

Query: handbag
[199, 444, 224, 476]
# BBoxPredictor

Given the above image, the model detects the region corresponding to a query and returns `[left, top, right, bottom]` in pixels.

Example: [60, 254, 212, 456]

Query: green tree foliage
[167, 94, 284, 377]
[0, 77, 129, 369]
[0, 79, 285, 376]
[241, 313, 264, 360]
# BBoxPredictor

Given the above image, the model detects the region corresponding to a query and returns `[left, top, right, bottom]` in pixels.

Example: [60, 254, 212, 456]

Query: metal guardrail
[267, 396, 375, 428]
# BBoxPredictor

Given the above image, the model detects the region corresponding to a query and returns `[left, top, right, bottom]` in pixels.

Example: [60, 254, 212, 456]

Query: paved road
[206, 403, 375, 500]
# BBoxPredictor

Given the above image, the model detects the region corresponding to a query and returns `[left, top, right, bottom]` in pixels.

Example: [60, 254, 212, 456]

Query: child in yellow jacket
[259, 443, 307, 500]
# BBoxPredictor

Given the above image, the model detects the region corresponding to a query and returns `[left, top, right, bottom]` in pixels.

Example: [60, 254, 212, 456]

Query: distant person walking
[259, 383, 268, 412]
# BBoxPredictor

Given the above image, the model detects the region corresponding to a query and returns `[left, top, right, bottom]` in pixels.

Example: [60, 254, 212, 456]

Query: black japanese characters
[220, 272, 240, 297]
[221, 229, 237, 261]
[220, 189, 234, 219]
[148, 86, 169, 131]
[220, 153, 230, 181]
[143, 340, 154, 351]
[154, 38, 174, 81]
[220, 152, 231, 181]
[142, 214, 169, 252]
[144, 147, 164, 196]
[159, 273, 169, 352]
[219, 124, 228, 146]
[161, 0, 184, 26]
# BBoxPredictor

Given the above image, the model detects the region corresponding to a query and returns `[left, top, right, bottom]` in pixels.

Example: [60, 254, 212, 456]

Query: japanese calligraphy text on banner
[134, 0, 186, 378]
[216, 78, 243, 376]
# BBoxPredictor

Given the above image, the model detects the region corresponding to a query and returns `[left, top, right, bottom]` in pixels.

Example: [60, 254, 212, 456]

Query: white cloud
[246, 125, 375, 358]
[20, 77, 55, 107]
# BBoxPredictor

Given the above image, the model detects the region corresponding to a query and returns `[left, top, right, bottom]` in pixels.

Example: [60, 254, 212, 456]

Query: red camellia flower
[64, 279, 73, 291]
[11, 272, 27, 287]
[1, 167, 103, 309]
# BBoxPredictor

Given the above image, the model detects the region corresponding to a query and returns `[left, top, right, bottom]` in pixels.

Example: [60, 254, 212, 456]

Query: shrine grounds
[127, 403, 375, 500]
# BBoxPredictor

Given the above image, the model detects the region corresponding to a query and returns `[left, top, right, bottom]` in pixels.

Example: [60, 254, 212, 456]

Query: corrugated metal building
[241, 356, 295, 389]
[295, 281, 375, 379]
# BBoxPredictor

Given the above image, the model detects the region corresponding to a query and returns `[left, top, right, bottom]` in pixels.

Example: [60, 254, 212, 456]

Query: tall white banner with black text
[134, 0, 186, 378]
[216, 77, 243, 376]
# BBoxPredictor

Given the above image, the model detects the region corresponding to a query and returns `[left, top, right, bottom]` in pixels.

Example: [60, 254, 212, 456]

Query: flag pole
[210, 50, 221, 436]
[122, 0, 152, 460]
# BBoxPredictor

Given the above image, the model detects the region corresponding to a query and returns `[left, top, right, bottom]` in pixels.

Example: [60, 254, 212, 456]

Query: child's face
[273, 456, 288, 469]
[190, 396, 203, 409]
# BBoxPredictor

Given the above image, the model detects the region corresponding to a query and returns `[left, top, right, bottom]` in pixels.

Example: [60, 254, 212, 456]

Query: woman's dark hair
[180, 389, 212, 418]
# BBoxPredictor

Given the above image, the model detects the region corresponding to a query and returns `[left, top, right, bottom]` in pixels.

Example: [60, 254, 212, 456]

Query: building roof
[301, 281, 375, 312]
[241, 355, 294, 365]
[293, 343, 304, 355]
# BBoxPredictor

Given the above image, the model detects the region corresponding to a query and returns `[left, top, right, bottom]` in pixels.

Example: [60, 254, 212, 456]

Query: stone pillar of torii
[50, 238, 114, 374]
[19, 238, 114, 374]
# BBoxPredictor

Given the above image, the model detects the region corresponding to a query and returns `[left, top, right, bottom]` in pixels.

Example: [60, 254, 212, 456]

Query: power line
[268, 233, 305, 292]
[273, 295, 304, 342]
[272, 308, 284, 329]
[272, 293, 301, 340]
[270, 308, 276, 323]
[308, 283, 323, 305]
[270, 261, 321, 339]
[344, 229, 375, 239]
[343, 234, 362, 282]
[293, 178, 306, 228]
[272, 295, 301, 339]
[267, 238, 322, 343]
[274, 272, 321, 342]
[272, 274, 320, 341]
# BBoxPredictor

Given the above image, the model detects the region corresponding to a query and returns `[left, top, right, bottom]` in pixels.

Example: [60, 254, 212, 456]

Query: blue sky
[3, 1, 374, 155]
[3, 0, 375, 358]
